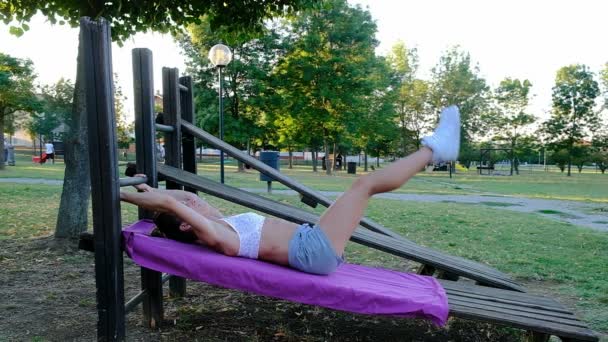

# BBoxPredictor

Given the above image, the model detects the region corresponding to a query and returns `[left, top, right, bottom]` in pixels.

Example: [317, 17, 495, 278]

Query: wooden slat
[157, 164, 524, 292]
[81, 17, 125, 341]
[439, 280, 563, 309]
[448, 298, 586, 326]
[449, 303, 598, 341]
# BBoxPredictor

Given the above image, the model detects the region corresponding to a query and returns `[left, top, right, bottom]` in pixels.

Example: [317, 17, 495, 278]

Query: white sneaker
[421, 105, 461, 163]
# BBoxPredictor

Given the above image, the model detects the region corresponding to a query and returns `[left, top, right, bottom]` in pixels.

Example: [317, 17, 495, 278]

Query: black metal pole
[219, 66, 225, 184]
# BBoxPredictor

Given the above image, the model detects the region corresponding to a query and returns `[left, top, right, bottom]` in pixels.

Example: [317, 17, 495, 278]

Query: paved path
[3, 178, 607, 232]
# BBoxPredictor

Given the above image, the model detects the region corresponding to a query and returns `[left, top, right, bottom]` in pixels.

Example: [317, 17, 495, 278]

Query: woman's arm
[120, 191, 220, 248]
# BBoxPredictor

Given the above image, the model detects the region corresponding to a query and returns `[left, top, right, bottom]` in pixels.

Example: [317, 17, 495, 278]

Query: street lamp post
[208, 44, 232, 184]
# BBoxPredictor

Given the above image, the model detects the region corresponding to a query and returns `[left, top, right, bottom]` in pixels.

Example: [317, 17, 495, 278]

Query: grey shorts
[288, 223, 343, 275]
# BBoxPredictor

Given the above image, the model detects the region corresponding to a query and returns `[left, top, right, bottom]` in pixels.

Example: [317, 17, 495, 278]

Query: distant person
[156, 143, 165, 161]
[44, 141, 55, 164]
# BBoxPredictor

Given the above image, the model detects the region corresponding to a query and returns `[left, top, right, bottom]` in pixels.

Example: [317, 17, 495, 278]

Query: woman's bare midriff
[258, 217, 299, 265]
[211, 216, 299, 266]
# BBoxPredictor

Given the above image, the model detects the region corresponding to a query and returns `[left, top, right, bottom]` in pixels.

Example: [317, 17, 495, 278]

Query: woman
[121, 106, 460, 275]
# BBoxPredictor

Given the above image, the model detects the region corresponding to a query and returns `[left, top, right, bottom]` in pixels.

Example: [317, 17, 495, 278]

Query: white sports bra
[219, 212, 265, 259]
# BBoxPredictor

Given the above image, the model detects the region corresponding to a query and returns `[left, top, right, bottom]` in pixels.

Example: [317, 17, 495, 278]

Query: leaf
[9, 26, 24, 37]
[22, 23, 30, 31]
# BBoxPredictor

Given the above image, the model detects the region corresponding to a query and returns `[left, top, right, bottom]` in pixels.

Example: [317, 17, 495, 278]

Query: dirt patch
[0, 237, 525, 341]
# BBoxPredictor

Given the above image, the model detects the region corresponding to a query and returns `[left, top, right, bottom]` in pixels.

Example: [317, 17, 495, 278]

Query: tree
[386, 41, 430, 154]
[492, 78, 536, 174]
[429, 47, 489, 143]
[600, 62, 608, 109]
[543, 64, 600, 176]
[550, 149, 569, 172]
[113, 77, 132, 150]
[0, 53, 39, 169]
[179, 17, 286, 170]
[28, 78, 74, 147]
[273, 0, 380, 174]
[2, 0, 315, 238]
[591, 132, 608, 173]
[348, 57, 396, 171]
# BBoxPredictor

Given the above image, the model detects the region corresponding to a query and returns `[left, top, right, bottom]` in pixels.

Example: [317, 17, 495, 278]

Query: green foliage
[0, 52, 40, 168]
[179, 16, 283, 151]
[591, 132, 608, 173]
[113, 76, 132, 149]
[600, 62, 608, 109]
[28, 78, 73, 142]
[490, 78, 536, 173]
[1, 0, 316, 43]
[429, 47, 489, 145]
[387, 41, 432, 155]
[543, 64, 600, 176]
[272, 0, 381, 172]
[550, 149, 570, 172]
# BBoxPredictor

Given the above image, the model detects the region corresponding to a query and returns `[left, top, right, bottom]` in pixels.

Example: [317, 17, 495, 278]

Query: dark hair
[153, 213, 197, 243]
[125, 162, 137, 177]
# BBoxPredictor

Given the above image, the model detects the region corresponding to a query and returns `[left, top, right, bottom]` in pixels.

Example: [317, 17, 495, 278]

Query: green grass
[2, 182, 607, 333]
[3, 151, 607, 202]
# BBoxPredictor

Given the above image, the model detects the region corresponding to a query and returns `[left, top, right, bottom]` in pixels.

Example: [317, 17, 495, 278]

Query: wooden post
[162, 67, 186, 297]
[132, 48, 163, 328]
[81, 17, 125, 341]
[180, 76, 197, 193]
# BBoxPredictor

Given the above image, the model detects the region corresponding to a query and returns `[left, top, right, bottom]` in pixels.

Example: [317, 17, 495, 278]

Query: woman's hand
[120, 191, 176, 213]
[132, 174, 152, 192]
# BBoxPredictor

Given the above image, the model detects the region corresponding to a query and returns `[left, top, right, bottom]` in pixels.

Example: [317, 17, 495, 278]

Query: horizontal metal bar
[155, 123, 175, 133]
[179, 84, 188, 92]
[124, 289, 147, 313]
[119, 176, 147, 187]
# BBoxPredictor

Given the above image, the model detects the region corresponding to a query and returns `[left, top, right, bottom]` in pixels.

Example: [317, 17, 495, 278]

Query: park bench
[78, 18, 599, 341]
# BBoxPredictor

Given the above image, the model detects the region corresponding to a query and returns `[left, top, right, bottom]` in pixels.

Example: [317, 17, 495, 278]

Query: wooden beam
[81, 17, 125, 341]
[132, 47, 164, 327]
[162, 67, 186, 298]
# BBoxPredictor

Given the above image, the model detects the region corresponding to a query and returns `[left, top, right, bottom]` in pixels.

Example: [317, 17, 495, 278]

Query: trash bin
[6, 145, 15, 166]
[347, 162, 357, 174]
[259, 151, 280, 182]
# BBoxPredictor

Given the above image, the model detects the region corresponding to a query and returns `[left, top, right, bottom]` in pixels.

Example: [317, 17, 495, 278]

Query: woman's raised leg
[319, 105, 461, 255]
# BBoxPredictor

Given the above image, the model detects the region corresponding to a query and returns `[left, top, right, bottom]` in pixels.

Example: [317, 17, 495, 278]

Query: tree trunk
[376, 148, 380, 168]
[288, 147, 293, 169]
[324, 138, 331, 175]
[312, 148, 318, 172]
[0, 110, 5, 170]
[55, 38, 91, 239]
[331, 142, 337, 172]
[364, 151, 368, 172]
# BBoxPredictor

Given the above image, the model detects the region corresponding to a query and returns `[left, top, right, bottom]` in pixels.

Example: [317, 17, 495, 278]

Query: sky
[1, 0, 607, 120]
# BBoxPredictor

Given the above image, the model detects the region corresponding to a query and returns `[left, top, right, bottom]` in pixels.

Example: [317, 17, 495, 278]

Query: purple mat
[123, 220, 449, 326]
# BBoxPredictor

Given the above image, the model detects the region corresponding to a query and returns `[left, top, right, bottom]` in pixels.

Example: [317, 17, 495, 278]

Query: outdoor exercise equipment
[79, 17, 598, 342]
